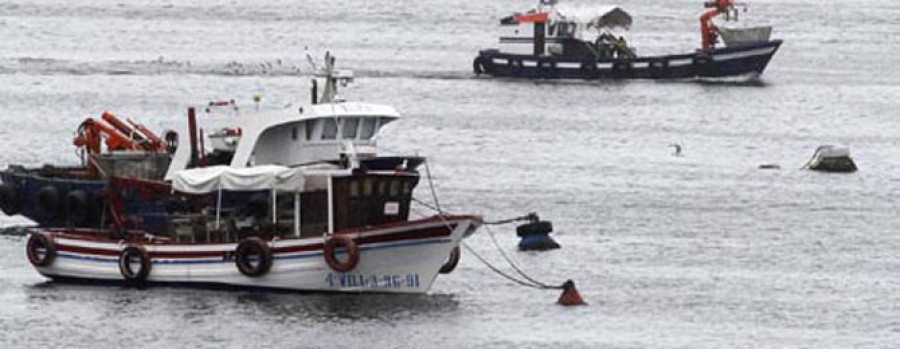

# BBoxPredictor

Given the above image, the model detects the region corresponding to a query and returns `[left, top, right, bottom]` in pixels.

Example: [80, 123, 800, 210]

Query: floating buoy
[557, 279, 586, 306]
[803, 145, 857, 173]
[516, 220, 560, 251]
[669, 143, 683, 157]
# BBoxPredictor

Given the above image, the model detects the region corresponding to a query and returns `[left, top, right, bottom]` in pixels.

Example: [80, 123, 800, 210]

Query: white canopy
[171, 165, 308, 194]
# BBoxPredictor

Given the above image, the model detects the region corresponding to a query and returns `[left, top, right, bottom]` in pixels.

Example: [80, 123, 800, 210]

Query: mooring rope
[483, 225, 561, 289]
[419, 159, 562, 290]
[422, 159, 443, 214]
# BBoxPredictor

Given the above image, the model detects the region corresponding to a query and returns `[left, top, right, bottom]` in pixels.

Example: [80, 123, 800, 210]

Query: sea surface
[1, 0, 899, 348]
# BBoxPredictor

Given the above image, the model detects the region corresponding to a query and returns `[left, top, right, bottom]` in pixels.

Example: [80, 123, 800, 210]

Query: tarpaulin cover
[171, 165, 307, 194]
[560, 5, 633, 30]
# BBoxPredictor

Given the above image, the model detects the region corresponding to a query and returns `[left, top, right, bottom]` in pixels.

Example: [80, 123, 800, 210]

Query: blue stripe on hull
[56, 237, 453, 265]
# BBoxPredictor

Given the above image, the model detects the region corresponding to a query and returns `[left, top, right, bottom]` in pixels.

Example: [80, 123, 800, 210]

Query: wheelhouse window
[341, 118, 359, 140]
[360, 118, 378, 140]
[321, 119, 337, 140]
[305, 121, 314, 140]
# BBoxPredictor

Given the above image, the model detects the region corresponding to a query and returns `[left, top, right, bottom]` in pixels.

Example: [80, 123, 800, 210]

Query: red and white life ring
[323, 234, 359, 272]
[26, 233, 56, 267]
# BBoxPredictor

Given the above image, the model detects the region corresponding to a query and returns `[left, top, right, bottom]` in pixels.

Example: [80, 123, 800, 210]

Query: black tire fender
[611, 61, 633, 79]
[580, 60, 598, 79]
[65, 190, 90, 226]
[35, 186, 61, 220]
[26, 233, 56, 267]
[648, 58, 669, 79]
[119, 245, 152, 282]
[439, 246, 461, 274]
[508, 59, 523, 74]
[538, 59, 556, 77]
[691, 54, 714, 76]
[473, 57, 488, 75]
[0, 183, 21, 216]
[235, 237, 273, 277]
[323, 234, 360, 272]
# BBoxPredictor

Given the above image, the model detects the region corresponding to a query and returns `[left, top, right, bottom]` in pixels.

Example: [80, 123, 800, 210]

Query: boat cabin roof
[164, 101, 400, 180]
[228, 101, 399, 167]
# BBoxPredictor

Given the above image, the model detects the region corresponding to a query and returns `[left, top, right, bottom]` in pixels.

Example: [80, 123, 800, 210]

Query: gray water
[2, 0, 899, 347]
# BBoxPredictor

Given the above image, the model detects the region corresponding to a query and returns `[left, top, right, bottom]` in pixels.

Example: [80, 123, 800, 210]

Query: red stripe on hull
[51, 222, 461, 259]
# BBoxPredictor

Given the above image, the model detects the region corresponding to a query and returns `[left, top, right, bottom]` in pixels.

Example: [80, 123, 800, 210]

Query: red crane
[699, 0, 741, 50]
[72, 111, 166, 176]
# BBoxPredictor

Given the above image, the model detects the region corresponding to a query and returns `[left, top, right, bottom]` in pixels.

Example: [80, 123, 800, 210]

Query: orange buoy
[557, 280, 587, 306]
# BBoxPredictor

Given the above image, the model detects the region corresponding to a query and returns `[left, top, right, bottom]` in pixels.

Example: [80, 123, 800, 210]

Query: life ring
[611, 61, 633, 79]
[0, 183, 22, 216]
[691, 54, 714, 77]
[439, 246, 461, 274]
[323, 234, 359, 272]
[26, 233, 56, 267]
[119, 245, 152, 282]
[580, 61, 598, 80]
[34, 186, 61, 220]
[235, 237, 273, 277]
[65, 190, 89, 226]
[648, 59, 669, 79]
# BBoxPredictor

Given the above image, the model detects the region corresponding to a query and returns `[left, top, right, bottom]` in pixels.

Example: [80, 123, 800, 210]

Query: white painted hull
[29, 216, 481, 294]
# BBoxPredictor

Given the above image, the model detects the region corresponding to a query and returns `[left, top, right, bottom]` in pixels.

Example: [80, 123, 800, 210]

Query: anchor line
[422, 159, 443, 214]
[461, 241, 560, 290]
[483, 225, 560, 289]
[418, 160, 562, 291]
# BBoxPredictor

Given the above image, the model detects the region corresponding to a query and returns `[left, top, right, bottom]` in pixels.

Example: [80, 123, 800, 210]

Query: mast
[310, 52, 354, 105]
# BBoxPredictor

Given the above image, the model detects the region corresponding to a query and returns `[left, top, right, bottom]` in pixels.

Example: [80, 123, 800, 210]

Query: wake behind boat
[473, 0, 782, 80]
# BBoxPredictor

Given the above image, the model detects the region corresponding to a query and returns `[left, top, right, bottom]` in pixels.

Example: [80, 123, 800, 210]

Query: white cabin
[165, 54, 400, 180]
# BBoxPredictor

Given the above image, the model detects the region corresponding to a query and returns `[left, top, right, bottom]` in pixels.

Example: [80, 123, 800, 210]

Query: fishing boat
[0, 53, 419, 229]
[25, 163, 481, 293]
[472, 0, 782, 80]
[22, 53, 482, 293]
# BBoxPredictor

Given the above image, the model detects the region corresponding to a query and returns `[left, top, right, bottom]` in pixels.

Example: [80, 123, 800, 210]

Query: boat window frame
[321, 118, 338, 140]
[359, 117, 378, 140]
[341, 117, 359, 140]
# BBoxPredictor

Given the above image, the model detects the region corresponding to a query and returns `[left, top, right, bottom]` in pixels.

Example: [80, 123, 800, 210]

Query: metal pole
[294, 192, 301, 238]
[216, 187, 222, 230]
[327, 175, 334, 234]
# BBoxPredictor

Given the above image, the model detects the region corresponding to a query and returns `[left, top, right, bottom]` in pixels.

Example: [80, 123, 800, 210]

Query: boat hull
[0, 167, 105, 227]
[475, 40, 782, 80]
[28, 215, 481, 294]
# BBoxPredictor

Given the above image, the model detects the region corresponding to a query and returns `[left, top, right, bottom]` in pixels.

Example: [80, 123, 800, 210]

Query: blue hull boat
[474, 40, 782, 80]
